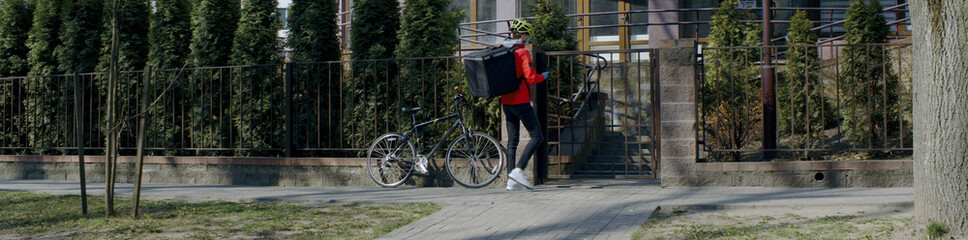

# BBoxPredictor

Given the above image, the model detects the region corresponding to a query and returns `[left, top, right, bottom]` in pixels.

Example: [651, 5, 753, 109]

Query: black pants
[503, 103, 543, 174]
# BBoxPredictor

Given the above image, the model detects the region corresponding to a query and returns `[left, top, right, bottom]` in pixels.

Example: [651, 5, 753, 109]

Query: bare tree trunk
[911, 1, 968, 238]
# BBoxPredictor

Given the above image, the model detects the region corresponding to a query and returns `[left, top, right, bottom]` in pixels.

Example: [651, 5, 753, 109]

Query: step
[590, 149, 651, 156]
[573, 170, 654, 177]
[584, 156, 653, 164]
[577, 164, 653, 173]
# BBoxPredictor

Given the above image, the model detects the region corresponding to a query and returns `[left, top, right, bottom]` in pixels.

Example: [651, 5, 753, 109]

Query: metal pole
[528, 45, 548, 184]
[73, 73, 87, 215]
[761, 0, 777, 160]
[133, 66, 150, 217]
[284, 63, 294, 157]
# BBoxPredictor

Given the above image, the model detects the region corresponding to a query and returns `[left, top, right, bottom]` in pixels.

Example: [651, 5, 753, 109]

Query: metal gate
[545, 49, 659, 179]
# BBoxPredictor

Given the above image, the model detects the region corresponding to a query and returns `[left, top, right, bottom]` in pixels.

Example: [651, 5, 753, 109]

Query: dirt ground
[634, 204, 918, 240]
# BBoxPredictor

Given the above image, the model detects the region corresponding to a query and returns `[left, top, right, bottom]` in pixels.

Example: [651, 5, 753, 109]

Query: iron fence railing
[1, 49, 656, 168]
[0, 57, 504, 157]
[699, 42, 913, 162]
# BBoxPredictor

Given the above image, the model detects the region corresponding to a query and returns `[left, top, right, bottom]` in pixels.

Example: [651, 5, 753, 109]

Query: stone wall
[0, 155, 503, 188]
[695, 160, 913, 187]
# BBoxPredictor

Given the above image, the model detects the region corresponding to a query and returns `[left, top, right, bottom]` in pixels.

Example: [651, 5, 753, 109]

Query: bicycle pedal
[415, 166, 429, 175]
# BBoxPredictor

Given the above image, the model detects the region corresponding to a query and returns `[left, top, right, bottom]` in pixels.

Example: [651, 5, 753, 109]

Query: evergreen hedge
[24, 0, 64, 154]
[345, 0, 401, 150]
[778, 10, 835, 157]
[287, 0, 343, 155]
[839, 0, 898, 150]
[394, 0, 463, 149]
[0, 0, 33, 77]
[231, 0, 282, 155]
[701, 0, 762, 161]
[187, 0, 239, 154]
[147, 0, 192, 154]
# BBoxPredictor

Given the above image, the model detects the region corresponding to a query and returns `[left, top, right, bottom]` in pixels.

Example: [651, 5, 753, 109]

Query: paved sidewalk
[0, 179, 913, 240]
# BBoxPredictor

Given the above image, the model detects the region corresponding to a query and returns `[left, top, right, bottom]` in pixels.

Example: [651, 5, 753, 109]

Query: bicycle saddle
[401, 107, 423, 113]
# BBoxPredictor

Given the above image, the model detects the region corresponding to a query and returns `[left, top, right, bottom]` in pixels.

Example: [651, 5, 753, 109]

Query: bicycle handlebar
[453, 86, 469, 106]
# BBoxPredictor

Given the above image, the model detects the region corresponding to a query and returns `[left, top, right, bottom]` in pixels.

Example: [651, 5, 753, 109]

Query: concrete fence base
[0, 155, 509, 188]
[690, 160, 913, 187]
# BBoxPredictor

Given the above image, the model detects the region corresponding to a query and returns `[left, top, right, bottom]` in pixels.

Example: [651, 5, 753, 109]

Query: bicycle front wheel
[366, 132, 416, 188]
[446, 132, 505, 188]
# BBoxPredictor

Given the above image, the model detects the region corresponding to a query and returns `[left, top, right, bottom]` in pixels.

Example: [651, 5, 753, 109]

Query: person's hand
[540, 72, 549, 79]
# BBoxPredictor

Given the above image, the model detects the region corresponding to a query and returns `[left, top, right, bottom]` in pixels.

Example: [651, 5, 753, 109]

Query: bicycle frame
[394, 99, 474, 159]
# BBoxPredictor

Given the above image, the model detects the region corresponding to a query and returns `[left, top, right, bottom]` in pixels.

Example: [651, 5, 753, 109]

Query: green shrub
[701, 0, 762, 162]
[778, 10, 836, 158]
[346, 0, 401, 150]
[0, 0, 33, 77]
[839, 0, 898, 151]
[187, 0, 239, 155]
[230, 0, 283, 156]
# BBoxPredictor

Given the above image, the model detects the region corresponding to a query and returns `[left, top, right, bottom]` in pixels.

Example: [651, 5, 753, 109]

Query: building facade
[274, 0, 909, 57]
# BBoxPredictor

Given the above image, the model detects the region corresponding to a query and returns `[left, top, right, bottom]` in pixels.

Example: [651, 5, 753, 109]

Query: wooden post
[132, 66, 150, 217]
[73, 73, 88, 215]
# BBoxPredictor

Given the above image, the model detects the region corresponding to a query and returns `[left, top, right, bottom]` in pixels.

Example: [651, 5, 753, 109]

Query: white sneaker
[506, 179, 525, 191]
[508, 169, 533, 189]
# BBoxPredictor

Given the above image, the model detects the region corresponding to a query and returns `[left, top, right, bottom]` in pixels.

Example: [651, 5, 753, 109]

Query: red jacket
[500, 44, 546, 105]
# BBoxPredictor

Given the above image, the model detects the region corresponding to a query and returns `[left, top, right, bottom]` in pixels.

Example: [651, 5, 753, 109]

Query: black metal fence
[0, 57, 505, 157]
[699, 42, 913, 162]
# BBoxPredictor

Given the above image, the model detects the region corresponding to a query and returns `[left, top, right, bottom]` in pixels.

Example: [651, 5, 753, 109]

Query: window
[277, 8, 288, 29]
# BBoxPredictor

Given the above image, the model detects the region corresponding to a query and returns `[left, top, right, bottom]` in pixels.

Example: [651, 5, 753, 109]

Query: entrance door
[578, 0, 649, 61]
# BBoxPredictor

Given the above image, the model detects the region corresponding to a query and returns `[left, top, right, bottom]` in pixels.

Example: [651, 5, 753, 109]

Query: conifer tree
[394, 0, 462, 138]
[779, 10, 834, 157]
[231, 0, 280, 66]
[287, 0, 342, 154]
[0, 0, 33, 77]
[345, 0, 401, 149]
[97, 0, 149, 72]
[0, 0, 32, 152]
[701, 0, 762, 161]
[56, 0, 104, 74]
[231, 0, 281, 154]
[188, 0, 239, 67]
[24, 0, 62, 153]
[287, 0, 340, 63]
[527, 0, 581, 134]
[95, 0, 150, 150]
[395, 0, 461, 59]
[149, 0, 192, 69]
[26, 0, 60, 76]
[187, 0, 238, 154]
[148, 0, 192, 154]
[839, 0, 897, 150]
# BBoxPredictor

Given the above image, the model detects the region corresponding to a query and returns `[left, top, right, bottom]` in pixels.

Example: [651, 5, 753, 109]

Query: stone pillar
[648, 0, 680, 43]
[656, 40, 698, 187]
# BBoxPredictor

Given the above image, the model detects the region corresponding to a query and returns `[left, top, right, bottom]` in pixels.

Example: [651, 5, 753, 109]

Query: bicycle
[366, 87, 505, 188]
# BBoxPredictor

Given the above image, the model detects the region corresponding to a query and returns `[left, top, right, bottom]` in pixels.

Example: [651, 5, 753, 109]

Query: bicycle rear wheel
[366, 133, 416, 187]
[446, 132, 505, 188]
